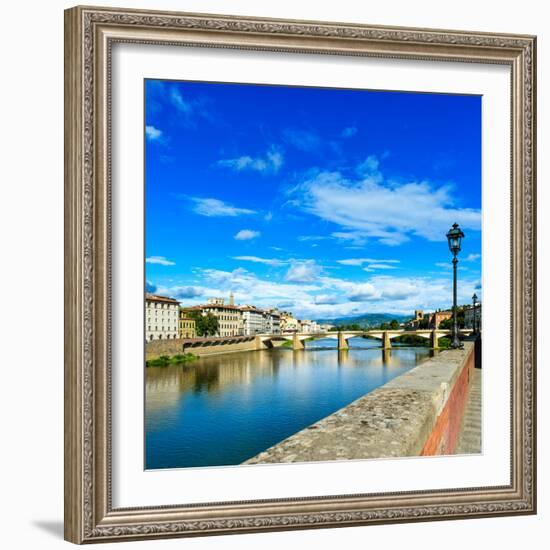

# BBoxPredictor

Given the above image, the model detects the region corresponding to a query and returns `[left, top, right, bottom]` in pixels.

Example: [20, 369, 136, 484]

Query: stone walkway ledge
[245, 342, 474, 464]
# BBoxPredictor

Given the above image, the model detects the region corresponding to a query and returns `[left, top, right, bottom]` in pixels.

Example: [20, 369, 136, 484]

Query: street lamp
[472, 292, 478, 334]
[446, 223, 465, 349]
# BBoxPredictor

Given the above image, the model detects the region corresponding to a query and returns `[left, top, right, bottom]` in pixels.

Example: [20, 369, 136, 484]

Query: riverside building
[241, 305, 265, 335]
[178, 308, 196, 339]
[189, 293, 244, 337]
[145, 293, 180, 341]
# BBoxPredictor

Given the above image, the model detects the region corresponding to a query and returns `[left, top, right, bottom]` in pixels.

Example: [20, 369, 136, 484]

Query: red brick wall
[420, 346, 474, 456]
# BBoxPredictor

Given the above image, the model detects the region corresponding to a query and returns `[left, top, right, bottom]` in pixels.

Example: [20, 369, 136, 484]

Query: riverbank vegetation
[392, 334, 451, 349]
[280, 337, 315, 348]
[146, 353, 198, 368]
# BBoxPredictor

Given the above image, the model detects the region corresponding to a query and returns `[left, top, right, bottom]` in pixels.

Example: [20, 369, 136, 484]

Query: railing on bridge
[255, 328, 474, 350]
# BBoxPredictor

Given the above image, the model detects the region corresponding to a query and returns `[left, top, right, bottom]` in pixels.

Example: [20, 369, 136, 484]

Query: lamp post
[472, 292, 478, 334]
[446, 223, 465, 349]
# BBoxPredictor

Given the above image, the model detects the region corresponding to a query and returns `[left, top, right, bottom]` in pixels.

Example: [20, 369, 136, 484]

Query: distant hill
[315, 313, 410, 328]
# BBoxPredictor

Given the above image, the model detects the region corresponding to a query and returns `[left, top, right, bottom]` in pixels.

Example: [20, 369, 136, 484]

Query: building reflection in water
[145, 337, 433, 469]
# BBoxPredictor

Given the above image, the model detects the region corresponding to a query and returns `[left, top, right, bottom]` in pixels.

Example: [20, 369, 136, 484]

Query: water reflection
[145, 338, 431, 469]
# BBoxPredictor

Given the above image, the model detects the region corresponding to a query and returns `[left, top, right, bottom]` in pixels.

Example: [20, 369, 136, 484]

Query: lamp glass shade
[446, 223, 465, 254]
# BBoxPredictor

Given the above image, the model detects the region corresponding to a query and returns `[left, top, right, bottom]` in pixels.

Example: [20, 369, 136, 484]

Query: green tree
[187, 311, 220, 337]
[389, 319, 400, 330]
[419, 317, 430, 329]
[439, 318, 452, 330]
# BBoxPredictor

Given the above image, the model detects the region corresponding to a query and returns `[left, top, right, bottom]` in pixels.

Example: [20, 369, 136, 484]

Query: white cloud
[341, 126, 358, 138]
[158, 267, 481, 319]
[190, 197, 256, 217]
[233, 229, 260, 241]
[145, 256, 175, 266]
[367, 263, 398, 270]
[145, 125, 163, 141]
[466, 253, 481, 262]
[285, 260, 322, 283]
[218, 146, 283, 174]
[234, 229, 260, 241]
[233, 255, 283, 266]
[292, 156, 481, 246]
[347, 283, 377, 302]
[337, 258, 400, 266]
[380, 280, 418, 300]
[314, 294, 341, 305]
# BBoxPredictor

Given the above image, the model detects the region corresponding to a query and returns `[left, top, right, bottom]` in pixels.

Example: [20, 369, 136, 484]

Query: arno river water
[145, 338, 432, 469]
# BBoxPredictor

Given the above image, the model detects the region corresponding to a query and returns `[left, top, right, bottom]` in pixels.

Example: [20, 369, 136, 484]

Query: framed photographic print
[64, 5, 537, 544]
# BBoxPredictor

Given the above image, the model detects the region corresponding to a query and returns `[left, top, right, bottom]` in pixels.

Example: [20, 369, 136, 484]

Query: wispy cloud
[435, 261, 468, 271]
[146, 84, 213, 126]
[341, 126, 358, 138]
[298, 235, 328, 242]
[170, 87, 194, 115]
[368, 263, 398, 270]
[234, 229, 260, 241]
[218, 146, 283, 174]
[291, 155, 481, 246]
[146, 256, 175, 266]
[233, 255, 285, 266]
[145, 125, 163, 141]
[466, 253, 481, 262]
[331, 231, 368, 247]
[283, 128, 321, 152]
[337, 258, 400, 266]
[189, 197, 256, 217]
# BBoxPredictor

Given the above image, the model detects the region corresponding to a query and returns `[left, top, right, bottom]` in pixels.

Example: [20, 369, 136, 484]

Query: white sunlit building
[145, 293, 180, 341]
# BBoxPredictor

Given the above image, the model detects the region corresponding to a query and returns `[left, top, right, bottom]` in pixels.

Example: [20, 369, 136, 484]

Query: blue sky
[145, 79, 481, 319]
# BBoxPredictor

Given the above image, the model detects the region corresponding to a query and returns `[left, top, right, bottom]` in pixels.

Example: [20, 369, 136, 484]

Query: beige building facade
[178, 308, 196, 339]
[189, 295, 244, 337]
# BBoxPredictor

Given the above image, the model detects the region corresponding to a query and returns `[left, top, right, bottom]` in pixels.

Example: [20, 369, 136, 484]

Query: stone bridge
[148, 329, 474, 359]
[255, 329, 473, 350]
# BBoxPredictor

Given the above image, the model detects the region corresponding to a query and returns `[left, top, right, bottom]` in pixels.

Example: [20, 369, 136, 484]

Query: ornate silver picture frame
[64, 5, 536, 544]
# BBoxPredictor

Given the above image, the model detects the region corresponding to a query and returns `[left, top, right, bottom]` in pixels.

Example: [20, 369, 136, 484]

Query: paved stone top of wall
[245, 342, 474, 465]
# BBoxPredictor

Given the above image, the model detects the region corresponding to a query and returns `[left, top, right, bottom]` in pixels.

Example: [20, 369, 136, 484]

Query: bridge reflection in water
[145, 337, 432, 470]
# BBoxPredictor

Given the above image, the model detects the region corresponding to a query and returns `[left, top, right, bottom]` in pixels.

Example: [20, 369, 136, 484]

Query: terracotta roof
[195, 303, 243, 311]
[145, 293, 179, 304]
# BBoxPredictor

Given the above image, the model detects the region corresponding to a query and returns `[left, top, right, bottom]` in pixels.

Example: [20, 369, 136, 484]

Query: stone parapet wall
[184, 339, 258, 357]
[146, 336, 261, 359]
[145, 339, 186, 360]
[245, 341, 476, 464]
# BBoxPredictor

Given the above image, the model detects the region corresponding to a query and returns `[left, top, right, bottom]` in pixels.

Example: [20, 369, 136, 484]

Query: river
[145, 337, 432, 469]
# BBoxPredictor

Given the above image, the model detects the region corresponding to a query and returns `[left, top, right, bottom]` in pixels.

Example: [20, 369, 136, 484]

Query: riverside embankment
[246, 340, 478, 464]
